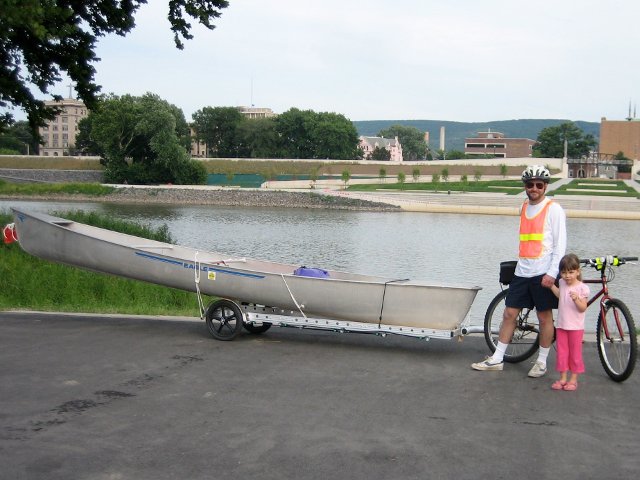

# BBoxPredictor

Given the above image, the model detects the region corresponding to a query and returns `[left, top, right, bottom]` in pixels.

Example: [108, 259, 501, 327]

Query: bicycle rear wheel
[484, 289, 540, 363]
[597, 298, 637, 382]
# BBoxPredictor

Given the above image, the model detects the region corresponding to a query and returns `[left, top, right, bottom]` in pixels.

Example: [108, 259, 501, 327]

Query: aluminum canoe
[12, 208, 481, 330]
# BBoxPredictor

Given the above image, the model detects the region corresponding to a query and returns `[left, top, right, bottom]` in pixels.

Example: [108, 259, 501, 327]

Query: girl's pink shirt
[556, 278, 590, 330]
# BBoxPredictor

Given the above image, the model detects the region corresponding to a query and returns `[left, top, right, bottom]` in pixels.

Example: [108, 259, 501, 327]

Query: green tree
[87, 93, 206, 184]
[370, 145, 391, 160]
[377, 125, 427, 161]
[274, 108, 315, 159]
[236, 117, 281, 158]
[168, 103, 191, 152]
[397, 171, 406, 189]
[474, 169, 483, 182]
[378, 167, 386, 183]
[425, 148, 434, 160]
[533, 121, 597, 158]
[460, 174, 469, 190]
[445, 149, 465, 160]
[412, 167, 420, 182]
[192, 106, 245, 158]
[0, 1, 229, 132]
[75, 115, 103, 156]
[613, 151, 632, 173]
[441, 168, 449, 182]
[309, 112, 359, 159]
[275, 108, 359, 159]
[0, 121, 37, 154]
[341, 169, 351, 189]
[500, 163, 508, 178]
[432, 173, 440, 191]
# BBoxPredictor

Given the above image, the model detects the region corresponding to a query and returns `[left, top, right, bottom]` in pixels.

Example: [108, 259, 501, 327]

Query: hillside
[352, 119, 600, 152]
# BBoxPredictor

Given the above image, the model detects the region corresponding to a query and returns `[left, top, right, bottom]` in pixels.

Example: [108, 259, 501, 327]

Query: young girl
[550, 253, 590, 391]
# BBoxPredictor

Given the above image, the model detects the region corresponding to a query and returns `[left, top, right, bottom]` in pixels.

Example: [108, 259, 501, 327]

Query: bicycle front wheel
[484, 289, 540, 363]
[597, 298, 637, 382]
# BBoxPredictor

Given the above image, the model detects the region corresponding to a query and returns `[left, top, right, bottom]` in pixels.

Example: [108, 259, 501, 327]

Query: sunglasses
[525, 181, 546, 190]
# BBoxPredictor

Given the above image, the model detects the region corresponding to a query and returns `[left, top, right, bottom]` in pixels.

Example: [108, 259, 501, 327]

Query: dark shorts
[505, 274, 558, 311]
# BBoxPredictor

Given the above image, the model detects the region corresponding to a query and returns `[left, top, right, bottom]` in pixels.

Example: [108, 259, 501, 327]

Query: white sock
[537, 346, 550, 365]
[491, 341, 509, 363]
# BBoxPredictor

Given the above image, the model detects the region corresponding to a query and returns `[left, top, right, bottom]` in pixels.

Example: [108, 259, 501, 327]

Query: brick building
[599, 117, 640, 160]
[464, 131, 535, 158]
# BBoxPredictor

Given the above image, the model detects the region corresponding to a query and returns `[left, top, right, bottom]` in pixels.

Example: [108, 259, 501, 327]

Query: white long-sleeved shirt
[514, 197, 567, 279]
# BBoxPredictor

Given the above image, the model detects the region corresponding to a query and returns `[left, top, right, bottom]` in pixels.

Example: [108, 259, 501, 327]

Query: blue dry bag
[293, 266, 330, 278]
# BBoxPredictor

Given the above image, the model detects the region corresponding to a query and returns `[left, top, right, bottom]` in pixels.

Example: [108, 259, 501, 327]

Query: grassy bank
[1, 155, 529, 177]
[551, 179, 639, 197]
[348, 178, 639, 197]
[0, 211, 212, 316]
[199, 159, 530, 178]
[0, 156, 103, 170]
[348, 178, 528, 194]
[0, 179, 115, 196]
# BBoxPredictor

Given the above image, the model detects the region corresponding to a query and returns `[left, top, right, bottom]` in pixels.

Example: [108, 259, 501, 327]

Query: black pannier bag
[499, 261, 517, 285]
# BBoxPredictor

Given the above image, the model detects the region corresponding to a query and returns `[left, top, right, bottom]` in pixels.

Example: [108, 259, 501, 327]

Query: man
[472, 165, 566, 377]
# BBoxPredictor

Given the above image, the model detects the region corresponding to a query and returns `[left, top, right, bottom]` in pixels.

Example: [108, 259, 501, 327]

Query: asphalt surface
[1, 311, 639, 480]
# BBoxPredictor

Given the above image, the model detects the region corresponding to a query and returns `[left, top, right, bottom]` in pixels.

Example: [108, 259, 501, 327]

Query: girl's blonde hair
[559, 253, 582, 281]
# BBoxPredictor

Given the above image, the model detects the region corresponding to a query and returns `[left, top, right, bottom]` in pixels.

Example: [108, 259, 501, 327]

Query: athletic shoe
[527, 360, 547, 378]
[471, 357, 504, 371]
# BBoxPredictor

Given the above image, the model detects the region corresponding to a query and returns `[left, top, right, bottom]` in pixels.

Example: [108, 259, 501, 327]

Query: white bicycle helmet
[521, 165, 550, 183]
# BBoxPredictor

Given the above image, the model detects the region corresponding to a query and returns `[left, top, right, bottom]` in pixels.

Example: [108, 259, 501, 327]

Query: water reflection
[3, 199, 639, 331]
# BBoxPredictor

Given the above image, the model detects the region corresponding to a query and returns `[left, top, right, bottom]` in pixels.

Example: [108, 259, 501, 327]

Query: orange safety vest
[519, 200, 553, 259]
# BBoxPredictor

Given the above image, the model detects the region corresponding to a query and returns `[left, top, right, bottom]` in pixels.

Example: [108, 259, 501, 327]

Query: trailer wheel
[243, 322, 272, 334]
[205, 299, 244, 341]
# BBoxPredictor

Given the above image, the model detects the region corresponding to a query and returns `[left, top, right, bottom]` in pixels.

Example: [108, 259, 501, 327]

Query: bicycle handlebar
[580, 256, 638, 269]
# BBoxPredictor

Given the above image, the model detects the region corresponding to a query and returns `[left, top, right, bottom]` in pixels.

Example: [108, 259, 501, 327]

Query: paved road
[1, 312, 638, 479]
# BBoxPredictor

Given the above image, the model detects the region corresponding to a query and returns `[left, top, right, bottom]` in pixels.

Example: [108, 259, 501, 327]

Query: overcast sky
[47, 0, 640, 123]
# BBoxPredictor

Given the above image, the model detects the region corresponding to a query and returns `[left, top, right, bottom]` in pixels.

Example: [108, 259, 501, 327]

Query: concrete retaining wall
[0, 169, 104, 183]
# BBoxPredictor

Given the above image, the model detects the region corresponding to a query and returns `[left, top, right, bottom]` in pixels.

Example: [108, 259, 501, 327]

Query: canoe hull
[12, 209, 480, 330]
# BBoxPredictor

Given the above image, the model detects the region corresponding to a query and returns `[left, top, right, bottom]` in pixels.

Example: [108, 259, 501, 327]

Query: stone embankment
[103, 187, 401, 211]
[2, 168, 638, 218]
[0, 184, 400, 212]
[0, 168, 397, 211]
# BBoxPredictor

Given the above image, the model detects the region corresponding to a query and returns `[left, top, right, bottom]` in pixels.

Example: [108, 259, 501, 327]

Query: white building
[237, 106, 276, 119]
[38, 98, 88, 156]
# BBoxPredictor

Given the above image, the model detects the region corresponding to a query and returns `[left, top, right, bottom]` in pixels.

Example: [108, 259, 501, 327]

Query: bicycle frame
[583, 264, 624, 343]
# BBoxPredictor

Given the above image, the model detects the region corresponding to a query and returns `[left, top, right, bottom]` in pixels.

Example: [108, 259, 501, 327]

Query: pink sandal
[563, 382, 578, 391]
[551, 380, 566, 390]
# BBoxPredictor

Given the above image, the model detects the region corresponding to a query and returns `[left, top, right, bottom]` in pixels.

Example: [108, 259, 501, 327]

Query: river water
[2, 199, 639, 331]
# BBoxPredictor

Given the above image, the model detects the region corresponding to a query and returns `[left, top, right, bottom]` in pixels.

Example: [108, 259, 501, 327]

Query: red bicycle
[483, 255, 638, 382]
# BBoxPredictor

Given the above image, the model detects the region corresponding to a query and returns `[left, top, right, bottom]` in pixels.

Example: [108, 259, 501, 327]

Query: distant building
[464, 131, 535, 158]
[599, 116, 640, 160]
[359, 136, 403, 162]
[566, 154, 599, 179]
[237, 106, 276, 119]
[190, 127, 207, 158]
[38, 98, 89, 156]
